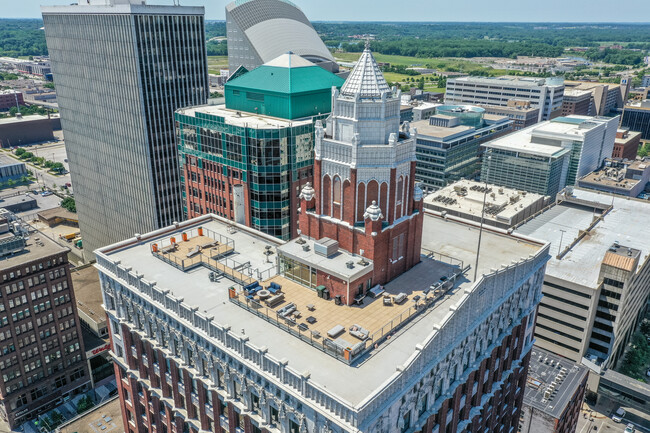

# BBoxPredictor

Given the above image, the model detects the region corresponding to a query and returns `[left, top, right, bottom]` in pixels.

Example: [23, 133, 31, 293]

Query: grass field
[207, 56, 229, 74]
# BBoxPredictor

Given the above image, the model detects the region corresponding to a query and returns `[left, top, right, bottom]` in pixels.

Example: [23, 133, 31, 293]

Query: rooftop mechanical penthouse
[96, 47, 550, 433]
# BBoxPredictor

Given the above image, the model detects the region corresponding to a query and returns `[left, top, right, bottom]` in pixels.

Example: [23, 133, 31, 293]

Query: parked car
[65, 182, 71, 187]
[41, 191, 53, 197]
[624, 423, 635, 433]
[612, 407, 626, 423]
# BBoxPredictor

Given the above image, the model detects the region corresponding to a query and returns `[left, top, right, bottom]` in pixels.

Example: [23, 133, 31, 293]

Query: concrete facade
[42, 1, 208, 255]
[445, 76, 564, 122]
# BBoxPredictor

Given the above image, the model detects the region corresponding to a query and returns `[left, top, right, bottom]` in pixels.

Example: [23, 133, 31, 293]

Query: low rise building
[412, 105, 512, 190]
[481, 115, 619, 196]
[560, 89, 592, 116]
[578, 158, 650, 198]
[0, 162, 27, 182]
[515, 188, 650, 398]
[0, 90, 23, 111]
[411, 101, 441, 121]
[0, 114, 55, 147]
[620, 100, 650, 141]
[612, 128, 641, 161]
[71, 265, 113, 388]
[423, 180, 549, 229]
[481, 100, 540, 130]
[519, 347, 588, 433]
[642, 75, 650, 88]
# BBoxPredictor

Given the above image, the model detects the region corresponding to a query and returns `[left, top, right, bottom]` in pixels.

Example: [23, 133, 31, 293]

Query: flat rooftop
[71, 265, 105, 326]
[423, 180, 547, 221]
[516, 188, 650, 288]
[525, 346, 588, 418]
[578, 160, 649, 191]
[450, 76, 563, 87]
[58, 397, 121, 433]
[0, 114, 50, 125]
[101, 213, 542, 406]
[177, 104, 313, 130]
[563, 88, 592, 98]
[483, 116, 602, 157]
[0, 231, 68, 271]
[411, 119, 473, 140]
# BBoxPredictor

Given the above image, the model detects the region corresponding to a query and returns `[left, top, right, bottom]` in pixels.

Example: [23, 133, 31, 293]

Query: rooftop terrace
[99, 212, 544, 406]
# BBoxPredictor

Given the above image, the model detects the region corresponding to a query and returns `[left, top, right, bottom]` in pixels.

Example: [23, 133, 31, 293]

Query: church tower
[299, 45, 424, 287]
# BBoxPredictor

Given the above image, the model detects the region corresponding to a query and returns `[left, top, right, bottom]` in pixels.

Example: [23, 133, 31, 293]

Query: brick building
[176, 53, 344, 240]
[94, 44, 550, 433]
[560, 89, 592, 116]
[612, 128, 641, 161]
[0, 223, 90, 427]
[297, 47, 424, 297]
[0, 90, 24, 111]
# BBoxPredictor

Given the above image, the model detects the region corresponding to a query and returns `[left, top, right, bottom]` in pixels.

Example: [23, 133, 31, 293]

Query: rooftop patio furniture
[394, 293, 408, 304]
[369, 284, 385, 298]
[311, 330, 321, 338]
[298, 323, 309, 331]
[306, 304, 315, 311]
[257, 290, 271, 300]
[268, 282, 282, 294]
[186, 246, 201, 258]
[306, 316, 317, 324]
[265, 294, 285, 308]
[383, 295, 393, 306]
[327, 324, 345, 338]
[349, 324, 369, 340]
[277, 303, 296, 318]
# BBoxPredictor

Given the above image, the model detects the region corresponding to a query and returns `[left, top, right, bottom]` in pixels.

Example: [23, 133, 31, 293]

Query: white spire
[340, 45, 390, 98]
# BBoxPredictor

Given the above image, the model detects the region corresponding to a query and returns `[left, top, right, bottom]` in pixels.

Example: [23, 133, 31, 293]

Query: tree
[61, 197, 76, 213]
[15, 148, 25, 156]
[417, 77, 425, 90]
[6, 179, 15, 187]
[76, 395, 95, 414]
[51, 162, 65, 173]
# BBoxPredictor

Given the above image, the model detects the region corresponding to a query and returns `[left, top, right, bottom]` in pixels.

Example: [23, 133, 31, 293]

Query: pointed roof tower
[340, 43, 391, 98]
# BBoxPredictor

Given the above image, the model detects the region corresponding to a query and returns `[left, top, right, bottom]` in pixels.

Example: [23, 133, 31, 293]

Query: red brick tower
[299, 45, 424, 287]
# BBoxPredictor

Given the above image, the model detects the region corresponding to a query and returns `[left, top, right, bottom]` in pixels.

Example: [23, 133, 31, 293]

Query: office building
[411, 101, 441, 121]
[226, 0, 338, 74]
[560, 89, 592, 116]
[411, 106, 512, 190]
[0, 114, 55, 147]
[0, 221, 89, 427]
[481, 116, 619, 196]
[423, 180, 549, 230]
[515, 188, 650, 395]
[445, 76, 565, 122]
[481, 100, 540, 131]
[42, 0, 209, 256]
[612, 128, 641, 161]
[0, 90, 23, 111]
[564, 81, 625, 116]
[176, 53, 344, 240]
[620, 100, 650, 140]
[578, 157, 650, 198]
[519, 347, 588, 433]
[96, 46, 550, 433]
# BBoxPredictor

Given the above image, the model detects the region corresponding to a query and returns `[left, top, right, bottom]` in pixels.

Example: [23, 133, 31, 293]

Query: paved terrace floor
[231, 257, 460, 349]
[154, 235, 257, 285]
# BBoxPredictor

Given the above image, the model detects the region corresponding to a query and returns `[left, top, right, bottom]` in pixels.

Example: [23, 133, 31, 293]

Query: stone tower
[299, 45, 424, 286]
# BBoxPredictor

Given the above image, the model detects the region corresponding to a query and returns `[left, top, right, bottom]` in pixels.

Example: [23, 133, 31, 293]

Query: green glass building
[176, 53, 344, 239]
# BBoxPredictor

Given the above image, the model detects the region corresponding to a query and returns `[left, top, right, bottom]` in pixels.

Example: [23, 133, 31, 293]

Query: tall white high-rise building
[42, 0, 208, 256]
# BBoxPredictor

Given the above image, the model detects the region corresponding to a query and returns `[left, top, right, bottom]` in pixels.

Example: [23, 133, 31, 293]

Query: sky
[5, 0, 650, 22]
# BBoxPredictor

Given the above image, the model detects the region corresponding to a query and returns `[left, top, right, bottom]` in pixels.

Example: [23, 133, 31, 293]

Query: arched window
[397, 176, 404, 205]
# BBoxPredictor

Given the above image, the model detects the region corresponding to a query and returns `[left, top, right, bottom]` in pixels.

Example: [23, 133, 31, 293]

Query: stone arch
[366, 180, 379, 210]
[356, 182, 366, 222]
[322, 175, 331, 216]
[343, 179, 353, 223]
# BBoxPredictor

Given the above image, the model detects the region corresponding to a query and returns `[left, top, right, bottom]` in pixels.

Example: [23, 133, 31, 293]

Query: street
[577, 403, 650, 433]
[6, 137, 72, 193]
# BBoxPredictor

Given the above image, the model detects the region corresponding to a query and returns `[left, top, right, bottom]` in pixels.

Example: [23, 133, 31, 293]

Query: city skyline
[4, 0, 650, 22]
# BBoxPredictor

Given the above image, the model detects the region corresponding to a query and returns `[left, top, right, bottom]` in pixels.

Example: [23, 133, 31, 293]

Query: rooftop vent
[346, 261, 355, 269]
[302, 244, 310, 252]
[314, 238, 339, 257]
